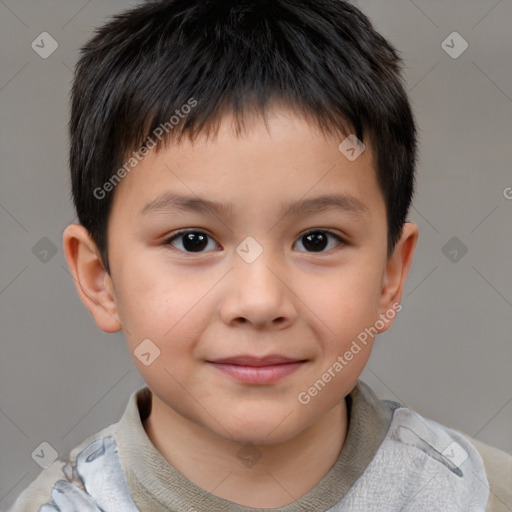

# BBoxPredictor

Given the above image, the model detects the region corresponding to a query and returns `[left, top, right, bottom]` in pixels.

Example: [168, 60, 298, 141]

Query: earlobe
[377, 222, 418, 332]
[62, 224, 122, 333]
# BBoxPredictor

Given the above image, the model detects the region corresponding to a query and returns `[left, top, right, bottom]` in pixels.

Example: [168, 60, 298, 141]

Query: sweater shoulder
[336, 406, 490, 511]
[6, 423, 117, 512]
[469, 437, 512, 512]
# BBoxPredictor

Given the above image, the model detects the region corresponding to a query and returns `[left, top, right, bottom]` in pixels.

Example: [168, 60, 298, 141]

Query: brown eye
[166, 230, 219, 253]
[294, 230, 344, 253]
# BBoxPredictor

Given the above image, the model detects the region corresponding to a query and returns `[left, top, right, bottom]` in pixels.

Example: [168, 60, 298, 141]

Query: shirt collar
[115, 380, 397, 511]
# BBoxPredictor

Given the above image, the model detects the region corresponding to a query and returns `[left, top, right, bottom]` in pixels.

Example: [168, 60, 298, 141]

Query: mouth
[207, 355, 308, 384]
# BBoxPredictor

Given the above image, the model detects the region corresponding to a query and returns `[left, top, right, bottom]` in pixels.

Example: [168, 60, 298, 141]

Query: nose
[219, 248, 298, 330]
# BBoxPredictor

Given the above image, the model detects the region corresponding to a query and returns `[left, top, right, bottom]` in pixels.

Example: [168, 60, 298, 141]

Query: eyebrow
[139, 192, 369, 219]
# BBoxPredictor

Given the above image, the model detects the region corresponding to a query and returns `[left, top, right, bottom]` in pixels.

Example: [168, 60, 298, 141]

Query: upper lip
[208, 355, 305, 366]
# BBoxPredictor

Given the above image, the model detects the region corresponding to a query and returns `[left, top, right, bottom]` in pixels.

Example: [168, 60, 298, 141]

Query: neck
[143, 396, 348, 508]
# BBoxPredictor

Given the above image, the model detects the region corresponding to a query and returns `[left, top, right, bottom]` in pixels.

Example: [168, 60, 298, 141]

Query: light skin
[63, 107, 418, 508]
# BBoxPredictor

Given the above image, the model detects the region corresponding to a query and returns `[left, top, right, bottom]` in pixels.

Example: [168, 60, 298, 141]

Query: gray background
[1, 0, 511, 509]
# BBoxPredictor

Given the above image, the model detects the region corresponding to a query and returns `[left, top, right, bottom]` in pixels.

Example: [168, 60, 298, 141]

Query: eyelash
[164, 229, 346, 254]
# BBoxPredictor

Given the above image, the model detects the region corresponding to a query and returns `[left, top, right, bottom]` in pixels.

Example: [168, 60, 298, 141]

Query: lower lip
[209, 362, 304, 384]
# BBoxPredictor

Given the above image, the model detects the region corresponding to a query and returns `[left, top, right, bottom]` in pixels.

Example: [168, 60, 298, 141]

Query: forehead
[110, 107, 383, 224]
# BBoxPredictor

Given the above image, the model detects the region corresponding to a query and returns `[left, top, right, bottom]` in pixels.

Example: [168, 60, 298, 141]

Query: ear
[377, 222, 418, 333]
[62, 224, 122, 333]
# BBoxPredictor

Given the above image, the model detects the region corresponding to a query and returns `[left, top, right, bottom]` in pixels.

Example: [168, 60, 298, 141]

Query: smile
[207, 356, 306, 385]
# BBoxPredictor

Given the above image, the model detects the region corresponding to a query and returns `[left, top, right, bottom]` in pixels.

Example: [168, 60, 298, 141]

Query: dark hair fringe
[69, 0, 417, 273]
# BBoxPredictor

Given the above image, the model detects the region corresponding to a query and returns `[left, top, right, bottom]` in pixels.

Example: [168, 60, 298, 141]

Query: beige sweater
[7, 382, 512, 511]
[471, 437, 512, 512]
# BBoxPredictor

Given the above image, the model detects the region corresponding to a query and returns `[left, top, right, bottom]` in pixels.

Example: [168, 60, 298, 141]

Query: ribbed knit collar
[115, 380, 396, 511]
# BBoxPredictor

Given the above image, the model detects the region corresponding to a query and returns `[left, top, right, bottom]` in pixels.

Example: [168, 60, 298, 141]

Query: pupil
[303, 232, 327, 252]
[180, 232, 329, 252]
[183, 233, 208, 252]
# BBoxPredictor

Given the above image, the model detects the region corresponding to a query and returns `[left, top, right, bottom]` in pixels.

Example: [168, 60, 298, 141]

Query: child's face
[69, 107, 416, 445]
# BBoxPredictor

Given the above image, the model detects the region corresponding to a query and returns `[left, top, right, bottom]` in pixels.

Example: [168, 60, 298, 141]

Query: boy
[8, 0, 511, 510]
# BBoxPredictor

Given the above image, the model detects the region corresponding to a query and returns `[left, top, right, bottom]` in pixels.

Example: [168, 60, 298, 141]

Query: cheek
[122, 293, 206, 390]
[116, 276, 213, 373]
[316, 268, 382, 338]
[112, 253, 178, 328]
